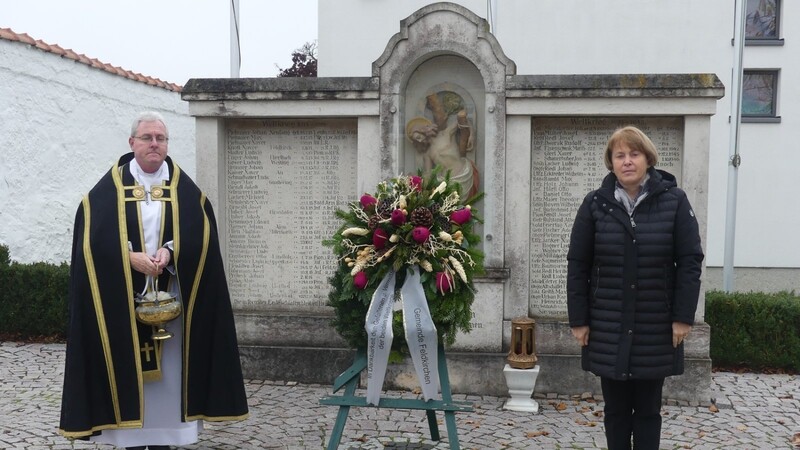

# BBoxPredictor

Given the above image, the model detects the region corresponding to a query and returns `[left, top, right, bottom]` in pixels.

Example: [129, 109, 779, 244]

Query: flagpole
[723, 0, 747, 292]
[486, 0, 497, 32]
[230, 0, 241, 78]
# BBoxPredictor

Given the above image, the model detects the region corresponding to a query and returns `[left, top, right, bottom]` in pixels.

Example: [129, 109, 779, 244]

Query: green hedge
[0, 245, 69, 339]
[706, 289, 800, 372]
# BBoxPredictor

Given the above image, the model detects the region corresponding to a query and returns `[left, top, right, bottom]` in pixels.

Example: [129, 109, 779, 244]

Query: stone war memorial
[181, 3, 722, 402]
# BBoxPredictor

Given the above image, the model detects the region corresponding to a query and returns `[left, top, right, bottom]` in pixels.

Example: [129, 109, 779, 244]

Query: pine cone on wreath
[367, 215, 382, 230]
[410, 207, 434, 228]
[429, 202, 441, 216]
[436, 215, 452, 233]
[377, 199, 394, 218]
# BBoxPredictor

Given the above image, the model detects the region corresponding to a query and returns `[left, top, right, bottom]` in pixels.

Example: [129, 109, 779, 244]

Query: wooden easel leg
[326, 376, 358, 450]
[437, 344, 460, 450]
[425, 409, 440, 441]
[321, 347, 469, 449]
[443, 410, 460, 450]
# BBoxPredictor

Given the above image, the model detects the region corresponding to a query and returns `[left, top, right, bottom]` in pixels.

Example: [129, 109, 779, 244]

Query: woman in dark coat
[567, 126, 704, 450]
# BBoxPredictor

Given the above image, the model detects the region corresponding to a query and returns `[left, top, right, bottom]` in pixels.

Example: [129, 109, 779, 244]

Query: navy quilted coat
[566, 168, 704, 380]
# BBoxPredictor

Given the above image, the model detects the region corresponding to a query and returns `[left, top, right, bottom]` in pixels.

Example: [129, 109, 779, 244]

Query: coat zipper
[596, 190, 639, 233]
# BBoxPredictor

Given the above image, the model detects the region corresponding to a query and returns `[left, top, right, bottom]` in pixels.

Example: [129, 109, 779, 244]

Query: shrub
[0, 245, 69, 339]
[706, 290, 800, 372]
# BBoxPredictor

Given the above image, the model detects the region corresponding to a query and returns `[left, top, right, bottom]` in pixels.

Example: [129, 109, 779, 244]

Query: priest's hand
[130, 251, 161, 277]
[154, 247, 171, 272]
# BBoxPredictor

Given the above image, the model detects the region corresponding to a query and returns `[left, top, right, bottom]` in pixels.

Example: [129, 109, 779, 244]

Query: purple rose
[360, 194, 377, 210]
[353, 271, 368, 290]
[373, 228, 389, 250]
[410, 176, 423, 192]
[450, 208, 472, 225]
[412, 227, 430, 243]
[390, 209, 406, 226]
[436, 271, 453, 294]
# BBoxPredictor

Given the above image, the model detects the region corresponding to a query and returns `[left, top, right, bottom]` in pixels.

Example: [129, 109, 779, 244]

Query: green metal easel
[319, 343, 472, 449]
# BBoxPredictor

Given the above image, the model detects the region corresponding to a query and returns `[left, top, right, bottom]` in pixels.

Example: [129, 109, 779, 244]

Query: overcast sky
[3, 0, 318, 85]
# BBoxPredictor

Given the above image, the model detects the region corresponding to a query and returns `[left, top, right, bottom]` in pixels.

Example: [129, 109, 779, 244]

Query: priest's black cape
[59, 153, 249, 439]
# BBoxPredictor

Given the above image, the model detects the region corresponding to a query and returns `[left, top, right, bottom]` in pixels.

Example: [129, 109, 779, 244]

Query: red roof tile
[16, 32, 36, 45]
[0, 27, 182, 92]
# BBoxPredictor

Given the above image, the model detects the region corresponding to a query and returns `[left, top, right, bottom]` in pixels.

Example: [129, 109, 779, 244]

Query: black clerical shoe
[125, 447, 146, 450]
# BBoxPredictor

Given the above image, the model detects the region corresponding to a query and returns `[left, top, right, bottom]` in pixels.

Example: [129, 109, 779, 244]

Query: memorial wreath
[324, 169, 484, 356]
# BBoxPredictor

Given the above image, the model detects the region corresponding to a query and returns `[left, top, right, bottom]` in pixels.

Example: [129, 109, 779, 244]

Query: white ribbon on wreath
[364, 267, 439, 406]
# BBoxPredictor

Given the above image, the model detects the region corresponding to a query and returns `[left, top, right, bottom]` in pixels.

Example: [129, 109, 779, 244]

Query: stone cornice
[507, 74, 724, 98]
[181, 77, 379, 101]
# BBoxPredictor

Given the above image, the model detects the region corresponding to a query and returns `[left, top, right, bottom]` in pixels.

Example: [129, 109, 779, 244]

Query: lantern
[507, 316, 537, 369]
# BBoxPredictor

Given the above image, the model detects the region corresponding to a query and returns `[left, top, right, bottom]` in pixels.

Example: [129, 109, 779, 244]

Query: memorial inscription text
[225, 119, 358, 310]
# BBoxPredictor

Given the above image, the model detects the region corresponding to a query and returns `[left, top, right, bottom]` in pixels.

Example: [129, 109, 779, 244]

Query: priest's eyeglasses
[134, 134, 169, 144]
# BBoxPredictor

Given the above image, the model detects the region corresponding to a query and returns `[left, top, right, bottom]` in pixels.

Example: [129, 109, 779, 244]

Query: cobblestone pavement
[1, 342, 798, 449]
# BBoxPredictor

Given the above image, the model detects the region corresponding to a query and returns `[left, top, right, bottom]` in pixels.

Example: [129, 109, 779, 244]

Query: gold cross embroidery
[141, 342, 154, 363]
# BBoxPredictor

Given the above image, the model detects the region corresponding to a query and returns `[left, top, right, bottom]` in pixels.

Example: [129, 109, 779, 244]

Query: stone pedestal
[502, 364, 540, 413]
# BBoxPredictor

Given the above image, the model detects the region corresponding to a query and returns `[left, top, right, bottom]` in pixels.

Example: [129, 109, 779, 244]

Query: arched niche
[403, 55, 484, 199]
[373, 2, 515, 267]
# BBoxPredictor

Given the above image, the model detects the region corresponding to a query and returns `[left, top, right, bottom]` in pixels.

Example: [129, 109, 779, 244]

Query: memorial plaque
[529, 117, 683, 317]
[225, 119, 358, 311]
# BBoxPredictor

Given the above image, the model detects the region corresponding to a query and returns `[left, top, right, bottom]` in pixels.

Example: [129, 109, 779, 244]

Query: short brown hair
[604, 126, 659, 170]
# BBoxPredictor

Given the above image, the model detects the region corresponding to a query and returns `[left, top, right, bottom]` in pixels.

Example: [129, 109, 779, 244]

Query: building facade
[318, 0, 799, 292]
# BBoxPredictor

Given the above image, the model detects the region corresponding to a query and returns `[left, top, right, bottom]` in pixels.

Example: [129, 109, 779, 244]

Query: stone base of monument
[235, 318, 712, 403]
[238, 346, 713, 403]
[502, 364, 540, 413]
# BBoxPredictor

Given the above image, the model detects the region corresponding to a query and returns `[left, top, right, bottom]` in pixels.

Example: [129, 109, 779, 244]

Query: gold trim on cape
[111, 161, 145, 420]
[81, 195, 123, 425]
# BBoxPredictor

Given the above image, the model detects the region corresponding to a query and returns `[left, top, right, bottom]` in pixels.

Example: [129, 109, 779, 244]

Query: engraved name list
[529, 117, 683, 317]
[225, 119, 358, 310]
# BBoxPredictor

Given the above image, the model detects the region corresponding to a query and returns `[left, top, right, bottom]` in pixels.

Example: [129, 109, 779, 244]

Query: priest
[59, 111, 249, 449]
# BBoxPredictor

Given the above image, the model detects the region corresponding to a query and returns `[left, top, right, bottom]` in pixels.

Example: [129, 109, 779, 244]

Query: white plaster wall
[319, 0, 800, 269]
[0, 39, 194, 264]
[320, 0, 729, 77]
[317, 0, 487, 77]
[732, 0, 800, 268]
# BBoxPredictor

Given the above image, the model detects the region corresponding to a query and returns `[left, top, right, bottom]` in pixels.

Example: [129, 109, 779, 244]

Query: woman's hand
[571, 326, 590, 346]
[129, 251, 161, 277]
[672, 322, 692, 348]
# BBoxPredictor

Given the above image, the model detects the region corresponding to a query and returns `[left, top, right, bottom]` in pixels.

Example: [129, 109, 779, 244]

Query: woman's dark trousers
[600, 377, 665, 450]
